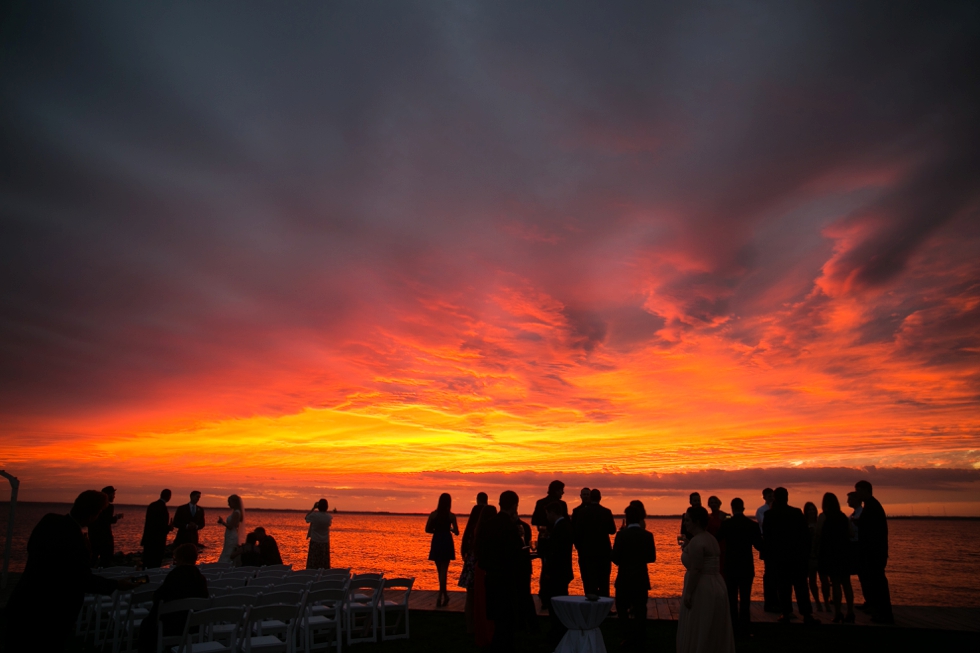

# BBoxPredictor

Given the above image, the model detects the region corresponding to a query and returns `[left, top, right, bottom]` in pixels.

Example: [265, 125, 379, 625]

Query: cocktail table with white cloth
[550, 595, 615, 653]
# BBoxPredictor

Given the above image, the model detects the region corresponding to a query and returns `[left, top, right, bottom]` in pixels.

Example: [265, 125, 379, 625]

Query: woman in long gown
[425, 492, 459, 607]
[677, 506, 735, 653]
[217, 494, 244, 563]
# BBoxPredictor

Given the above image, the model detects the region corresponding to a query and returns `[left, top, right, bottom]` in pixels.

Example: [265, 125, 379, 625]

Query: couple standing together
[166, 491, 245, 563]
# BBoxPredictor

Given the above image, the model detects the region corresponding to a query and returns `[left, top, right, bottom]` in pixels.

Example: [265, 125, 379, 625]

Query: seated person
[241, 527, 284, 566]
[138, 543, 209, 653]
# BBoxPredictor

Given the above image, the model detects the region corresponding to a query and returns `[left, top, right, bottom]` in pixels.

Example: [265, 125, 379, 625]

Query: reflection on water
[2, 504, 978, 606]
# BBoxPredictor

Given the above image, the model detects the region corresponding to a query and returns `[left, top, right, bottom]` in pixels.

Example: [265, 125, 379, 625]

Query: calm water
[2, 503, 978, 607]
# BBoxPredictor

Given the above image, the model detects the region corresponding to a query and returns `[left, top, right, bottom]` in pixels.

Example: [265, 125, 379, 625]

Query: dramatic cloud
[1, 2, 978, 510]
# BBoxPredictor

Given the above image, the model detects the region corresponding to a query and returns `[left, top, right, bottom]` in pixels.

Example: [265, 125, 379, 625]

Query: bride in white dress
[677, 506, 735, 653]
[217, 494, 244, 563]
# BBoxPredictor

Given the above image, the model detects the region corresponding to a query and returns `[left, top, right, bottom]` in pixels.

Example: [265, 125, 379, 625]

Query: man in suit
[854, 480, 893, 624]
[538, 501, 573, 649]
[716, 497, 763, 634]
[612, 500, 656, 650]
[141, 489, 173, 568]
[579, 488, 617, 597]
[5, 490, 134, 652]
[762, 487, 817, 624]
[531, 480, 566, 610]
[483, 490, 525, 653]
[571, 487, 591, 591]
[89, 485, 123, 567]
[172, 490, 205, 546]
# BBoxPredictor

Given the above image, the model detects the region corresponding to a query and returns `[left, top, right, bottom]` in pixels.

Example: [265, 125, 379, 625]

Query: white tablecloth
[550, 596, 614, 653]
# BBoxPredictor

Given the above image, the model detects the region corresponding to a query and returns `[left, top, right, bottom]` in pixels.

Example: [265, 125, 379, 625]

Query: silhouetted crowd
[432, 478, 894, 652]
[4, 479, 894, 653]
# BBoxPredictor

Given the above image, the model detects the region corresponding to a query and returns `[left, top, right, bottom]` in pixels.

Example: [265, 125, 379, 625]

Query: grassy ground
[1, 574, 974, 653]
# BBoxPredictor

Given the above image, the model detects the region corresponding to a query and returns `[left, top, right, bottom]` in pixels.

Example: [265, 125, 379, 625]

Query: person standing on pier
[571, 487, 592, 591]
[716, 497, 762, 635]
[531, 480, 566, 610]
[89, 485, 123, 567]
[5, 490, 134, 653]
[172, 490, 206, 546]
[756, 487, 778, 612]
[538, 501, 573, 650]
[763, 487, 817, 624]
[426, 492, 459, 607]
[612, 500, 656, 651]
[579, 488, 617, 597]
[141, 489, 173, 568]
[484, 491, 524, 652]
[460, 493, 488, 633]
[854, 480, 894, 624]
[305, 498, 333, 569]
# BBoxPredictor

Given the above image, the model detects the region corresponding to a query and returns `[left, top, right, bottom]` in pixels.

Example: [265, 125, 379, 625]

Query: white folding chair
[380, 578, 414, 641]
[345, 578, 382, 645]
[157, 598, 212, 653]
[262, 564, 293, 572]
[241, 605, 301, 653]
[208, 578, 247, 591]
[213, 586, 266, 598]
[270, 583, 311, 594]
[115, 585, 157, 653]
[309, 579, 347, 594]
[302, 588, 345, 653]
[172, 606, 245, 653]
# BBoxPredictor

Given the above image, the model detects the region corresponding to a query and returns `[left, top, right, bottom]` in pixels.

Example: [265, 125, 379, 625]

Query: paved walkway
[405, 590, 980, 632]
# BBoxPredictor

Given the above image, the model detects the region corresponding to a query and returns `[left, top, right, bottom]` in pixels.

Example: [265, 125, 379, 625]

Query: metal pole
[1, 470, 19, 589]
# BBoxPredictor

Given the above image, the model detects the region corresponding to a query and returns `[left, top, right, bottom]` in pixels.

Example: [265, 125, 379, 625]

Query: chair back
[271, 582, 310, 593]
[256, 590, 305, 607]
[242, 605, 299, 652]
[175, 606, 246, 653]
[382, 577, 414, 604]
[306, 588, 346, 615]
[211, 594, 259, 609]
[309, 579, 347, 593]
[350, 573, 382, 582]
[208, 578, 246, 590]
[158, 598, 211, 653]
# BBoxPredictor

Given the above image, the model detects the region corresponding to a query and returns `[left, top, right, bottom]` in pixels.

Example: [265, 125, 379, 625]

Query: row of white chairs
[83, 571, 412, 652]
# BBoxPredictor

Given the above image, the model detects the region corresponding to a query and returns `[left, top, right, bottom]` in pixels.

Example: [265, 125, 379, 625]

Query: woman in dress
[217, 494, 243, 563]
[819, 492, 855, 623]
[425, 492, 459, 607]
[305, 498, 333, 569]
[676, 506, 735, 653]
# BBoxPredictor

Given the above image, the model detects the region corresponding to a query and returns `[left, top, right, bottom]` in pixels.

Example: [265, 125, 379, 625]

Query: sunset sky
[2, 3, 979, 514]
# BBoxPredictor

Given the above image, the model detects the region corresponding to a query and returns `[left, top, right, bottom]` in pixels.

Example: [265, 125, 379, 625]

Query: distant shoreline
[1, 501, 978, 520]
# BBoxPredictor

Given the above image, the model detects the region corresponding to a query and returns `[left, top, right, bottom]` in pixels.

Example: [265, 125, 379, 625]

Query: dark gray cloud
[1, 1, 979, 425]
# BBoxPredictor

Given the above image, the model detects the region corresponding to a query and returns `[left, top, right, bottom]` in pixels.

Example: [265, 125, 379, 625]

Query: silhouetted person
[577, 488, 616, 597]
[707, 495, 729, 538]
[305, 498, 333, 569]
[137, 543, 210, 653]
[243, 527, 283, 566]
[531, 479, 566, 610]
[426, 492, 460, 607]
[756, 487, 777, 611]
[538, 501, 573, 649]
[854, 480, 893, 623]
[817, 493, 854, 623]
[483, 491, 525, 653]
[680, 492, 702, 542]
[571, 487, 591, 588]
[846, 491, 868, 604]
[473, 505, 498, 647]
[461, 495, 488, 633]
[762, 487, 817, 624]
[612, 501, 656, 650]
[172, 490, 205, 546]
[141, 489, 173, 568]
[89, 485, 123, 567]
[716, 497, 762, 635]
[805, 501, 830, 611]
[5, 490, 134, 653]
